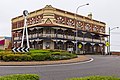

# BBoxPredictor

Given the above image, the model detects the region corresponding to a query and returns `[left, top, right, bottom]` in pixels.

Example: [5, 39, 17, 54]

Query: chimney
[88, 13, 92, 19]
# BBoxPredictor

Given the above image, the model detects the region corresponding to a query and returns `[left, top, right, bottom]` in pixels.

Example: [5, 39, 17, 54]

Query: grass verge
[0, 74, 40, 80]
[66, 76, 120, 80]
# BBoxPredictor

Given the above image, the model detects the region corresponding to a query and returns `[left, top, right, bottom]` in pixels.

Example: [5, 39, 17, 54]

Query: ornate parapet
[11, 5, 106, 35]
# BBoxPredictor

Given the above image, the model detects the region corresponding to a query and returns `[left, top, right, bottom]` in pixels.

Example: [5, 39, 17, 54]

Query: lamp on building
[75, 3, 89, 54]
[108, 27, 119, 55]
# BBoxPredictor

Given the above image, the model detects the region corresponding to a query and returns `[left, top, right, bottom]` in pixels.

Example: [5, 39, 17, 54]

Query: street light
[108, 27, 119, 55]
[75, 3, 89, 54]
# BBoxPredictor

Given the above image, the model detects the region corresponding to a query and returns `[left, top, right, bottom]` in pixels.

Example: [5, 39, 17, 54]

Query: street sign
[12, 47, 29, 53]
[106, 42, 110, 46]
[21, 10, 30, 48]
[78, 44, 82, 48]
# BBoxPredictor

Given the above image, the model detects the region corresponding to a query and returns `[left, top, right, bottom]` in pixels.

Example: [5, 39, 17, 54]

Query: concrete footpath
[0, 56, 91, 66]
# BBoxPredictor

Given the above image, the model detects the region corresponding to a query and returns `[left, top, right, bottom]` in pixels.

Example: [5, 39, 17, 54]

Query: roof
[12, 5, 106, 25]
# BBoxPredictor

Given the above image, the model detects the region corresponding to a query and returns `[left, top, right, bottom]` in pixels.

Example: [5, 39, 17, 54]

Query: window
[46, 28, 51, 34]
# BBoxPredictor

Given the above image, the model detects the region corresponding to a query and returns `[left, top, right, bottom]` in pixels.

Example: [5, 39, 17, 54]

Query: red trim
[0, 40, 5, 45]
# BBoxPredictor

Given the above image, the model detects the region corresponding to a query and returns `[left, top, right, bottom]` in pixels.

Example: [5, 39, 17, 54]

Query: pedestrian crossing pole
[21, 10, 30, 48]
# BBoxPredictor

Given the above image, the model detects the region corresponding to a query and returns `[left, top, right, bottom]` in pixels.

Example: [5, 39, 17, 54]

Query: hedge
[0, 52, 13, 60]
[0, 55, 2, 60]
[66, 76, 120, 80]
[31, 53, 50, 61]
[30, 49, 66, 54]
[51, 52, 77, 60]
[30, 49, 50, 53]
[31, 52, 77, 61]
[3, 54, 32, 61]
[0, 49, 4, 52]
[0, 49, 77, 61]
[1, 52, 77, 61]
[0, 74, 40, 80]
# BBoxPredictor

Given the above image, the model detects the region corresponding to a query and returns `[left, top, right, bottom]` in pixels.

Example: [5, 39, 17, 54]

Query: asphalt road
[0, 55, 120, 80]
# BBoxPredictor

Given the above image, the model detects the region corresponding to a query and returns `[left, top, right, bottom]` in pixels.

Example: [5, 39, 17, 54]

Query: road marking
[0, 58, 94, 68]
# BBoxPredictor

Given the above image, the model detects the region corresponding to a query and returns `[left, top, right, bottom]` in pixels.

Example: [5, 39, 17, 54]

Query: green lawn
[67, 76, 120, 80]
[0, 74, 40, 80]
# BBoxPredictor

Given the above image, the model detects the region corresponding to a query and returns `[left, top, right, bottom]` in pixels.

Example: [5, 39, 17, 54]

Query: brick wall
[111, 52, 120, 55]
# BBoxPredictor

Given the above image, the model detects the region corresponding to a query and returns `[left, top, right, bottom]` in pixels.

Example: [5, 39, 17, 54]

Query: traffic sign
[23, 10, 29, 16]
[78, 44, 82, 48]
[106, 42, 110, 46]
[12, 47, 29, 53]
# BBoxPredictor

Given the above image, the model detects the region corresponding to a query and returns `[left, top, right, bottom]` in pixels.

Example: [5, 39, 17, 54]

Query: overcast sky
[0, 0, 120, 51]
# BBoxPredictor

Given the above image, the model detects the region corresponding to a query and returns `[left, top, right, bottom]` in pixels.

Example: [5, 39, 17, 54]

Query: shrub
[0, 55, 2, 60]
[0, 49, 4, 52]
[66, 76, 120, 80]
[0, 52, 13, 60]
[0, 74, 40, 80]
[50, 52, 77, 60]
[31, 53, 50, 61]
[62, 53, 77, 58]
[49, 49, 66, 52]
[1, 49, 77, 61]
[30, 49, 50, 54]
[30, 52, 77, 61]
[21, 54, 32, 61]
[3, 54, 32, 61]
[51, 52, 61, 55]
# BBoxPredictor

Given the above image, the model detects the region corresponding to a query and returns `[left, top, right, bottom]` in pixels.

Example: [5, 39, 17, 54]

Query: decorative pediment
[45, 18, 52, 24]
[44, 5, 53, 9]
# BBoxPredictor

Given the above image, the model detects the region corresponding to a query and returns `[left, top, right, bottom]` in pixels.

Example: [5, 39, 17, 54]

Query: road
[0, 55, 120, 80]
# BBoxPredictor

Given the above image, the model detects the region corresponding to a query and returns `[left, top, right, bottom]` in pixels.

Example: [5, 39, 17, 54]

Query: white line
[0, 58, 94, 68]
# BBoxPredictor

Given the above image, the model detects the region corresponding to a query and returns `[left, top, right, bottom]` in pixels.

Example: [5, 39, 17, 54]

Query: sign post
[78, 44, 82, 49]
[12, 10, 29, 53]
[21, 10, 30, 48]
[106, 41, 110, 55]
[106, 42, 110, 47]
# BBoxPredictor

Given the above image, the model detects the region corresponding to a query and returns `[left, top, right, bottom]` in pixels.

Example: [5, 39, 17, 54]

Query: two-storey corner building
[11, 5, 108, 54]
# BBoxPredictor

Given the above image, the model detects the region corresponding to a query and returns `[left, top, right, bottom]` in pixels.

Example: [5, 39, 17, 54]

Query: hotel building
[11, 5, 108, 54]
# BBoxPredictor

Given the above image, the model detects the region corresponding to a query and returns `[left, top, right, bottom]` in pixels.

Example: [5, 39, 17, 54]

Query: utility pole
[108, 27, 119, 55]
[75, 3, 89, 54]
